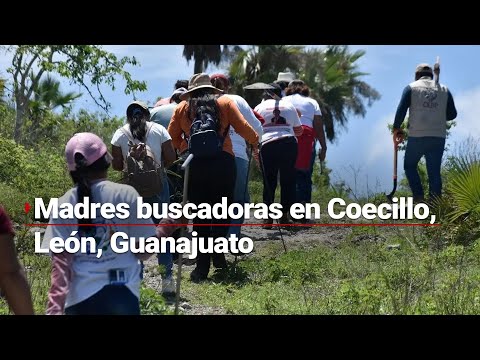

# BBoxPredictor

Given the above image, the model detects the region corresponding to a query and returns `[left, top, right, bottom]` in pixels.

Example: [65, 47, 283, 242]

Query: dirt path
[20, 219, 392, 315]
[142, 218, 356, 315]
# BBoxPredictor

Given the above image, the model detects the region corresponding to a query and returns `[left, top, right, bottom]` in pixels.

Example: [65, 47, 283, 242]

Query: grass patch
[180, 241, 480, 315]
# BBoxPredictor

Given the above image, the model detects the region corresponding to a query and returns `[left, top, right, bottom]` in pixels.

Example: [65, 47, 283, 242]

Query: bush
[0, 137, 70, 204]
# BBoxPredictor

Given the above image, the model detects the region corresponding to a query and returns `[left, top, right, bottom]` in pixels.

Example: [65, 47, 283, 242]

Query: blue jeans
[228, 157, 250, 238]
[65, 285, 140, 315]
[142, 175, 173, 278]
[404, 136, 446, 200]
[296, 141, 316, 204]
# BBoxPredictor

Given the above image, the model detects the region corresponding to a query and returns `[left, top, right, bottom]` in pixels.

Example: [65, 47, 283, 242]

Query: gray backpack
[121, 123, 164, 197]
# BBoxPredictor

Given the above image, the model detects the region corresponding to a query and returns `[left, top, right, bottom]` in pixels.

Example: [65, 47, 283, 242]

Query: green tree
[226, 45, 379, 136]
[183, 45, 230, 74]
[228, 45, 304, 105]
[229, 45, 303, 85]
[30, 74, 82, 112]
[0, 77, 6, 103]
[25, 75, 82, 144]
[297, 46, 380, 141]
[4, 45, 146, 143]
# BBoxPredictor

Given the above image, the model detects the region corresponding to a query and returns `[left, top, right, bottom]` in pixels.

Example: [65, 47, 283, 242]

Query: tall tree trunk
[14, 94, 27, 143]
[194, 60, 203, 74]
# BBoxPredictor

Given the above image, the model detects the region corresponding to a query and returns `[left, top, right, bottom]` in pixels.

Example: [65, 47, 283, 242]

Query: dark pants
[260, 137, 298, 211]
[65, 285, 140, 315]
[404, 136, 446, 200]
[188, 151, 236, 278]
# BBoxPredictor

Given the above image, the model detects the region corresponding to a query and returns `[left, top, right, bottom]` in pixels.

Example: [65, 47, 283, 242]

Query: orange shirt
[168, 96, 259, 156]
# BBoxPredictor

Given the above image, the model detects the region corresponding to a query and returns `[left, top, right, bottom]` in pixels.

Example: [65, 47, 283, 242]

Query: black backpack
[186, 99, 229, 159]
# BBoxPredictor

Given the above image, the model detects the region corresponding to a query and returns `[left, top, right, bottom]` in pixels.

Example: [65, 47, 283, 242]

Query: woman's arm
[161, 140, 176, 168]
[0, 233, 34, 315]
[224, 99, 259, 146]
[313, 115, 327, 161]
[167, 106, 187, 152]
[46, 251, 73, 315]
[111, 145, 124, 171]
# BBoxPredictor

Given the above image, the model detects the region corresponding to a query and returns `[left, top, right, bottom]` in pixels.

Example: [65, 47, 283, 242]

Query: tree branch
[23, 52, 40, 84]
[12, 51, 23, 94]
[25, 50, 53, 100]
[76, 77, 110, 113]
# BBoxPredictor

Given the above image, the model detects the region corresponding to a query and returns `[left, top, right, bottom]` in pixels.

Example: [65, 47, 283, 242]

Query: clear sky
[2, 45, 479, 197]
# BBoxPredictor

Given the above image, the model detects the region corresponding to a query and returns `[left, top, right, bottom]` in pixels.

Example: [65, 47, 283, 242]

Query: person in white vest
[393, 63, 457, 202]
[42, 133, 156, 315]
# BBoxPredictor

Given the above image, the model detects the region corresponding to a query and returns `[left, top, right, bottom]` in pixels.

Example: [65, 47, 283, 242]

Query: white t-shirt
[41, 180, 156, 308]
[254, 99, 301, 145]
[282, 93, 322, 128]
[224, 94, 263, 161]
[111, 122, 171, 168]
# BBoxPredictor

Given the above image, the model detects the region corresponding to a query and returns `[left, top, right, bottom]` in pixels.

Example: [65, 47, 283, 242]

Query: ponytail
[129, 117, 147, 142]
[69, 153, 111, 233]
[128, 107, 149, 141]
[187, 90, 220, 125]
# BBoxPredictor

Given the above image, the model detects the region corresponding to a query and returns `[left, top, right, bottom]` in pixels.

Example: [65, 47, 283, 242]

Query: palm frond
[448, 162, 480, 221]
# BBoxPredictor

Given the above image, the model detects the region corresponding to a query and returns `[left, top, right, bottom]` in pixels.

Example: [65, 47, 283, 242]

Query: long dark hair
[127, 106, 150, 141]
[187, 89, 221, 130]
[69, 154, 111, 231]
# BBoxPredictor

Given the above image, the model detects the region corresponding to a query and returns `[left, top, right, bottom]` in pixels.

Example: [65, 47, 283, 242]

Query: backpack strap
[120, 126, 136, 145]
[144, 123, 162, 167]
[144, 122, 153, 142]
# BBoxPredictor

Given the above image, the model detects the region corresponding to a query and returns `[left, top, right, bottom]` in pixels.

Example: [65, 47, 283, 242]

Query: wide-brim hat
[243, 82, 276, 90]
[180, 73, 223, 100]
[274, 72, 295, 84]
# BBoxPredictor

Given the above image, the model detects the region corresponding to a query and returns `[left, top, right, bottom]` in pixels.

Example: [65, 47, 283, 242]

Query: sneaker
[190, 269, 208, 283]
[280, 214, 294, 229]
[212, 268, 228, 281]
[161, 276, 176, 296]
[280, 214, 294, 224]
[262, 218, 273, 230]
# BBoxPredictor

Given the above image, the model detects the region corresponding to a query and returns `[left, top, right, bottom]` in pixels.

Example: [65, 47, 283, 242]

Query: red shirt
[0, 207, 14, 235]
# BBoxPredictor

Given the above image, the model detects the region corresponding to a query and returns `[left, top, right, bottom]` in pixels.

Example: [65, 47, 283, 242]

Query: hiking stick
[386, 140, 399, 202]
[258, 145, 288, 253]
[234, 145, 254, 268]
[244, 146, 253, 211]
[174, 153, 194, 315]
[434, 56, 440, 85]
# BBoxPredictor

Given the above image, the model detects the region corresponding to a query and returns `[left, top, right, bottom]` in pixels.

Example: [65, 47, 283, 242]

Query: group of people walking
[0, 61, 457, 315]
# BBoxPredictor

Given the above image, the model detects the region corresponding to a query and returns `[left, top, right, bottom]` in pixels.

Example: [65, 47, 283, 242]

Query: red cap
[210, 73, 229, 83]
